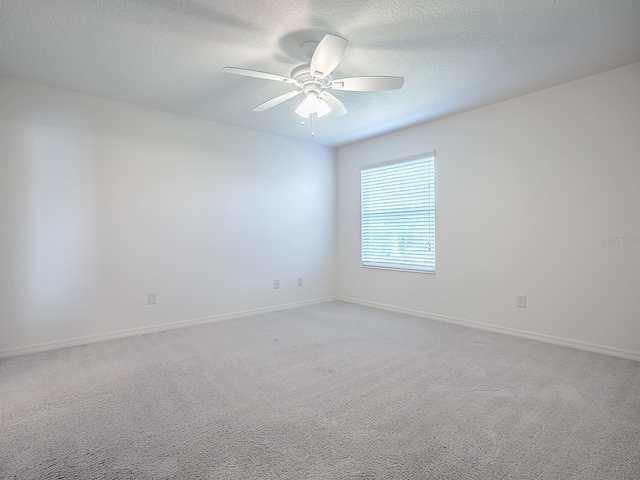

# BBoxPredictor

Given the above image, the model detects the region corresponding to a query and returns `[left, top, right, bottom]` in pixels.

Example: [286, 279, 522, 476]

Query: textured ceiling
[1, 0, 639, 147]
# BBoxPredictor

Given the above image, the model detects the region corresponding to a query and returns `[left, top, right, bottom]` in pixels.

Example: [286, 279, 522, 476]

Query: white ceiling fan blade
[310, 34, 348, 79]
[222, 67, 296, 84]
[331, 76, 404, 91]
[252, 90, 302, 112]
[319, 91, 348, 117]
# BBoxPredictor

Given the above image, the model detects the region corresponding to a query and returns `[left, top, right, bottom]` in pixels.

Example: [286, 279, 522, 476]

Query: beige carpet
[1, 301, 639, 479]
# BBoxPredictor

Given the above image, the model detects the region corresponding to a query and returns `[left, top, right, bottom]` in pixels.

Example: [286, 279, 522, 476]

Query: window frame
[360, 152, 436, 274]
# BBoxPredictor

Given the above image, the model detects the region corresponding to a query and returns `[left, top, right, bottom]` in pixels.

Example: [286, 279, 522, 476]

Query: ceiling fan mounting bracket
[300, 41, 319, 59]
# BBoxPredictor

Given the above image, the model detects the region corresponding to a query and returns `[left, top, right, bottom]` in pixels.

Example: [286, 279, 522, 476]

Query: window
[361, 153, 435, 273]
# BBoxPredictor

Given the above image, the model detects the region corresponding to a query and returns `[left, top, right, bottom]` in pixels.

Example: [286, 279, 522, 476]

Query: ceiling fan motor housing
[291, 64, 332, 88]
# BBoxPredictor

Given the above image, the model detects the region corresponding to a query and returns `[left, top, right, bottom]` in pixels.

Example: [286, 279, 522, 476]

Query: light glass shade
[295, 92, 331, 118]
[315, 98, 331, 117]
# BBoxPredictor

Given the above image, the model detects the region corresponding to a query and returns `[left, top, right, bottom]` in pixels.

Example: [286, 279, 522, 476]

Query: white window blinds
[361, 154, 435, 273]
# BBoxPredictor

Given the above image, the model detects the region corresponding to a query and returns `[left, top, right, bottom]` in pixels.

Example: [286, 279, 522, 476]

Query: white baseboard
[0, 296, 338, 359]
[5, 296, 638, 363]
[338, 296, 640, 362]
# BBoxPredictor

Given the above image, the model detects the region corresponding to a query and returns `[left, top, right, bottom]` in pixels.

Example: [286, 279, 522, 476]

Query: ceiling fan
[222, 34, 404, 119]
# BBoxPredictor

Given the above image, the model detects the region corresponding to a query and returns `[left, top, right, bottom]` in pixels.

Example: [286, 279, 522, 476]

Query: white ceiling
[1, 0, 639, 147]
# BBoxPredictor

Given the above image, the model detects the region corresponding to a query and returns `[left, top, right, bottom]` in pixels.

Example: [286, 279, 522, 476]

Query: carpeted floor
[1, 301, 639, 479]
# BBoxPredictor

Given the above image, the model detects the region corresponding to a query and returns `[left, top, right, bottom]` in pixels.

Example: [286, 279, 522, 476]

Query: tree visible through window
[361, 154, 435, 273]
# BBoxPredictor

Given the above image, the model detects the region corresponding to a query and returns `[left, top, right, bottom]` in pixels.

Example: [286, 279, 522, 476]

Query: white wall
[337, 62, 640, 357]
[0, 76, 337, 353]
[3, 62, 639, 358]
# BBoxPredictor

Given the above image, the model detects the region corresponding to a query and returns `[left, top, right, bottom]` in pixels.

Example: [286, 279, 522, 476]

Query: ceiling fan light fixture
[295, 91, 331, 118]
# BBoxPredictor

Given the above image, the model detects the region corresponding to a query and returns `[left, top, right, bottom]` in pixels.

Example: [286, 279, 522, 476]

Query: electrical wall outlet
[516, 294, 527, 308]
[273, 280, 280, 289]
[298, 277, 303, 287]
[148, 292, 157, 305]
